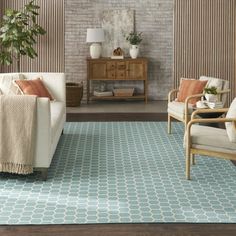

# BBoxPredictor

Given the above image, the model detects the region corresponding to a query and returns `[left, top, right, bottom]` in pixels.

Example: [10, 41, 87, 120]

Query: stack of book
[205, 101, 223, 109]
[93, 91, 113, 97]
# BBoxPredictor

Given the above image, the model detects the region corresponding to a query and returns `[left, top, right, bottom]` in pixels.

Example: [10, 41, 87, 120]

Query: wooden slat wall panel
[0, 0, 64, 73]
[174, 0, 236, 104]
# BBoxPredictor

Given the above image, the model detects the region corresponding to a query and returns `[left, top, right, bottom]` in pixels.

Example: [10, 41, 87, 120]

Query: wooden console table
[87, 58, 148, 103]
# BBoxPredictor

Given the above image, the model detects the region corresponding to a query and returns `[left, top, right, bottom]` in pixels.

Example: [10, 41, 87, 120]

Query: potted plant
[204, 86, 218, 102]
[0, 0, 46, 72]
[125, 31, 142, 59]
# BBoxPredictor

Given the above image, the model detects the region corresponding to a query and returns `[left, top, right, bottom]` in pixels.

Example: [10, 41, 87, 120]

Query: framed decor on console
[100, 9, 134, 57]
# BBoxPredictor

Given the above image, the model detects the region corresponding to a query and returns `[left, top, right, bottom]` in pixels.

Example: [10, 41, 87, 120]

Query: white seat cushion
[187, 124, 236, 154]
[226, 98, 236, 142]
[50, 101, 65, 142]
[168, 101, 194, 120]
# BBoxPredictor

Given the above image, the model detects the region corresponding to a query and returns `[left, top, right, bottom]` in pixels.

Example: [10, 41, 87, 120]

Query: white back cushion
[226, 98, 236, 143]
[0, 73, 66, 104]
[0, 74, 24, 95]
[199, 76, 223, 91]
[200, 76, 229, 106]
[22, 73, 66, 103]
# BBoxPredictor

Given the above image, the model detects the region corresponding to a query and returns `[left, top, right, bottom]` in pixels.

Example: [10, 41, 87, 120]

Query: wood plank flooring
[1, 224, 236, 236]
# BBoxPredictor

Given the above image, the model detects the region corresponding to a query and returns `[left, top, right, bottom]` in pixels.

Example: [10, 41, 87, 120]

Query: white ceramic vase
[129, 45, 139, 59]
[205, 94, 217, 102]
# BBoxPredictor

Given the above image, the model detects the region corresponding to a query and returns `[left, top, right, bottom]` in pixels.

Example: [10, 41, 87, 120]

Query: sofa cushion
[226, 98, 236, 143]
[15, 78, 54, 100]
[50, 101, 65, 142]
[168, 101, 194, 120]
[176, 79, 207, 104]
[185, 124, 236, 153]
[0, 74, 24, 95]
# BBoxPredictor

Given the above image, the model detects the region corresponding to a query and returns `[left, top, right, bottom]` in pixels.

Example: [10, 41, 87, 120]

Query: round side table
[193, 108, 225, 128]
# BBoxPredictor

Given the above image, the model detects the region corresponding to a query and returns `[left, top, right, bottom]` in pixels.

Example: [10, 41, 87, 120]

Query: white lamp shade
[86, 28, 105, 43]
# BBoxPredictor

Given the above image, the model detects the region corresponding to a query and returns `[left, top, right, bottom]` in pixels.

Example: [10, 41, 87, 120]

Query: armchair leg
[191, 154, 196, 165]
[186, 149, 191, 180]
[184, 119, 188, 131]
[168, 114, 171, 134]
[61, 129, 64, 135]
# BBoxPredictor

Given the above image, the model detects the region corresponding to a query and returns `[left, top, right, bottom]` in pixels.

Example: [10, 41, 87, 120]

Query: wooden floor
[1, 223, 236, 236]
[1, 101, 236, 236]
[67, 100, 168, 121]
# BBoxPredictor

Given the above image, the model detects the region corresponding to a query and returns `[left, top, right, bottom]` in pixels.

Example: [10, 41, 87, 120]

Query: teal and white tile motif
[0, 122, 236, 224]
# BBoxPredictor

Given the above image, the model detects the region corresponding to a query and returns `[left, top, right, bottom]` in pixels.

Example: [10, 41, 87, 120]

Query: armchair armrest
[184, 94, 204, 127]
[186, 117, 236, 149]
[184, 93, 204, 106]
[191, 108, 229, 120]
[217, 89, 230, 94]
[168, 89, 179, 102]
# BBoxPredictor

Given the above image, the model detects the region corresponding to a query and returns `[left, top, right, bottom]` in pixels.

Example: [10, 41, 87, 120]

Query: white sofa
[0, 73, 66, 180]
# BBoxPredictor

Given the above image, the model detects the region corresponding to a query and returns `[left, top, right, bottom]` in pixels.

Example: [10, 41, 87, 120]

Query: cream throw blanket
[0, 95, 37, 174]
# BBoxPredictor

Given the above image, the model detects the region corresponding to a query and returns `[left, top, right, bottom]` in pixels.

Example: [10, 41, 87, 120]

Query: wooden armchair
[185, 108, 236, 180]
[167, 77, 230, 134]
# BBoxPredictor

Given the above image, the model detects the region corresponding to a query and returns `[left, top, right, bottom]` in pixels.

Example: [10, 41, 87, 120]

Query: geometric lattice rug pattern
[0, 122, 236, 225]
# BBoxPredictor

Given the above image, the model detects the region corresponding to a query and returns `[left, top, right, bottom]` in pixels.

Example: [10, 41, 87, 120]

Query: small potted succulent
[204, 86, 218, 102]
[125, 31, 142, 59]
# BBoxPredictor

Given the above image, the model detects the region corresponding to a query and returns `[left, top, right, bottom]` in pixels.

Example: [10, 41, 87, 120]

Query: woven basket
[66, 82, 83, 107]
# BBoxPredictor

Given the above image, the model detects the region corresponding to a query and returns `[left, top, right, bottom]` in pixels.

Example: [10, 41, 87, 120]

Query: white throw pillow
[200, 76, 223, 91]
[0, 74, 24, 95]
[226, 98, 236, 143]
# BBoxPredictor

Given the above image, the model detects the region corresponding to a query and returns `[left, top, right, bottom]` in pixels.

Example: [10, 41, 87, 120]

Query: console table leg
[144, 80, 148, 104]
[87, 80, 90, 103]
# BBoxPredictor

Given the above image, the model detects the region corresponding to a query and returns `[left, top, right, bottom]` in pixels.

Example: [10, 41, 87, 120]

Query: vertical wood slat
[0, 0, 64, 73]
[174, 0, 236, 105]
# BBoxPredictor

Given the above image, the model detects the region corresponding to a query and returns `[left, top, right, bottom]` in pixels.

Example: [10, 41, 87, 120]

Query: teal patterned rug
[0, 122, 236, 225]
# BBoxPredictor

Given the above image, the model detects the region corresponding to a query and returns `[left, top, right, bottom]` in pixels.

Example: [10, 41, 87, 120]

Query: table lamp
[86, 28, 105, 59]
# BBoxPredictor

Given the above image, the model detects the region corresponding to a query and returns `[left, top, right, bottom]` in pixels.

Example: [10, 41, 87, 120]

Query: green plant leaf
[0, 0, 46, 71]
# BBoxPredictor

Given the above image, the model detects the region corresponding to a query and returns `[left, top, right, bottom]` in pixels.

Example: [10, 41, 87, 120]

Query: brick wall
[65, 0, 174, 101]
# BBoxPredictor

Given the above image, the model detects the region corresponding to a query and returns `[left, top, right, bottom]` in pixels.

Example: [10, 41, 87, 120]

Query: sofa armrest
[34, 97, 51, 167]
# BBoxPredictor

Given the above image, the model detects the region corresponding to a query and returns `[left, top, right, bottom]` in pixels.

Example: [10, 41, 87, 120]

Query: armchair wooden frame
[185, 108, 236, 180]
[168, 89, 230, 134]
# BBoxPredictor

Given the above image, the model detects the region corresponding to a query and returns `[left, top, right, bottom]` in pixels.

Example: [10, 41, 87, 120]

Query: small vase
[205, 94, 217, 102]
[129, 45, 139, 59]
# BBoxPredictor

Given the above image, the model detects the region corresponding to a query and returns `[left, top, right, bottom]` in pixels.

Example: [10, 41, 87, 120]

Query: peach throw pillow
[176, 79, 207, 104]
[15, 78, 53, 100]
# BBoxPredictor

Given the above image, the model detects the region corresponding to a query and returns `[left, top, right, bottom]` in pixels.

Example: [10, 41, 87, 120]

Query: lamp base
[90, 43, 102, 59]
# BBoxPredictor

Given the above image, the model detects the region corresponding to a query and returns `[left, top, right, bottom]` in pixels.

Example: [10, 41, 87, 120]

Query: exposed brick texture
[65, 0, 174, 101]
